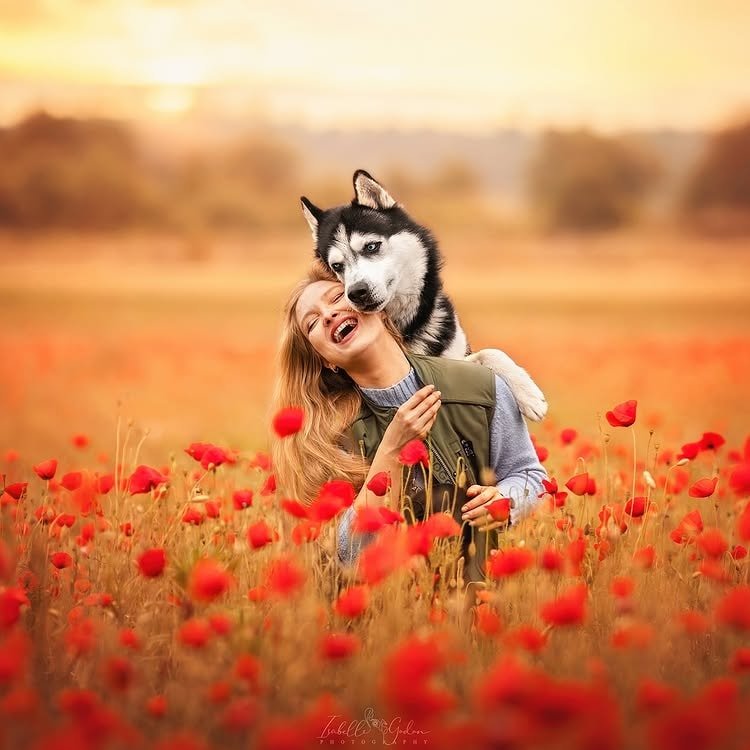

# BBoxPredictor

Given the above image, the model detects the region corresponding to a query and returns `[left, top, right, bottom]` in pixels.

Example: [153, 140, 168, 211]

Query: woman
[272, 265, 547, 583]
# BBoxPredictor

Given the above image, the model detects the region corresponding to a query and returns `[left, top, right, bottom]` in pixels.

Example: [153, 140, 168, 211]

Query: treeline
[1, 111, 749, 233]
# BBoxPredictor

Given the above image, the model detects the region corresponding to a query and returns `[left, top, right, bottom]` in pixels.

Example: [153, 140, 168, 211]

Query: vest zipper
[430, 439, 457, 483]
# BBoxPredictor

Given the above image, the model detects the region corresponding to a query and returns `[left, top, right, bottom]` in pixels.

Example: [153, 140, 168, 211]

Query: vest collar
[354, 352, 430, 421]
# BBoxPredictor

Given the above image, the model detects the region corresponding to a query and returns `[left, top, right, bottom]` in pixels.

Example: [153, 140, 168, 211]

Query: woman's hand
[382, 384, 441, 453]
[461, 484, 515, 530]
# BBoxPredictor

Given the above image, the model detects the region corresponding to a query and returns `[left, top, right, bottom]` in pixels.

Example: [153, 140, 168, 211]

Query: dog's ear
[352, 169, 396, 210]
[300, 197, 323, 243]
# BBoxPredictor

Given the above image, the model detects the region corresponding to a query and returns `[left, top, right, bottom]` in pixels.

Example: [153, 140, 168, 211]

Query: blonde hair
[270, 261, 405, 505]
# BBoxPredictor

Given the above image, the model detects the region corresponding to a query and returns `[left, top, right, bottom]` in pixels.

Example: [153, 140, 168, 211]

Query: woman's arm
[337, 384, 441, 565]
[461, 374, 548, 528]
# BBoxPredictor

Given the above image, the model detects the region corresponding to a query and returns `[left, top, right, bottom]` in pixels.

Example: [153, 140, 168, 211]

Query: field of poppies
[1, 230, 750, 749]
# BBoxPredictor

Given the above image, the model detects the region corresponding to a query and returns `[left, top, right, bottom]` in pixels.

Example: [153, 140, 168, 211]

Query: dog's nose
[347, 283, 370, 305]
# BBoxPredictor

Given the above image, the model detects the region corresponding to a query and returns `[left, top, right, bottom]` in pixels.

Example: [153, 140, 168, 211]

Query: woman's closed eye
[307, 292, 344, 332]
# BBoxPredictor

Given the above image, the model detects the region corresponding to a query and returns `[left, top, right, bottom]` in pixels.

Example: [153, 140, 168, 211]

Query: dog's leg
[466, 348, 548, 421]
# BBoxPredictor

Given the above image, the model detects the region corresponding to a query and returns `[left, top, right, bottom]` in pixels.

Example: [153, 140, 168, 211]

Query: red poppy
[272, 407, 304, 437]
[280, 498, 309, 519]
[95, 473, 114, 494]
[605, 399, 637, 427]
[0, 588, 29, 629]
[625, 496, 648, 517]
[731, 544, 747, 560]
[232, 489, 253, 510]
[540, 584, 587, 626]
[689, 477, 718, 498]
[729, 462, 750, 497]
[730, 648, 750, 673]
[333, 586, 370, 618]
[398, 439, 429, 468]
[33, 459, 58, 480]
[260, 474, 276, 495]
[3, 482, 27, 501]
[247, 520, 276, 549]
[320, 632, 360, 660]
[425, 512, 461, 538]
[178, 618, 212, 648]
[486, 497, 511, 522]
[504, 625, 548, 653]
[50, 551, 73, 569]
[715, 585, 750, 630]
[264, 555, 306, 597]
[366, 471, 392, 496]
[359, 527, 410, 584]
[119, 628, 140, 650]
[128, 465, 168, 495]
[308, 480, 355, 522]
[474, 603, 502, 637]
[539, 547, 564, 572]
[137, 548, 166, 578]
[291, 519, 321, 545]
[488, 547, 534, 578]
[234, 653, 261, 688]
[699, 432, 725, 452]
[670, 509, 704, 545]
[182, 507, 205, 525]
[560, 428, 577, 445]
[696, 528, 728, 559]
[737, 502, 750, 541]
[353, 506, 387, 534]
[678, 441, 702, 461]
[209, 613, 233, 636]
[188, 559, 233, 602]
[146, 695, 167, 718]
[565, 472, 589, 496]
[611, 576, 635, 598]
[636, 678, 679, 713]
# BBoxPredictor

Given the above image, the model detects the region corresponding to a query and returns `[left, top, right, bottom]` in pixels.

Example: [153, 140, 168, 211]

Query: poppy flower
[3, 483, 27, 501]
[677, 441, 702, 461]
[272, 407, 304, 437]
[353, 506, 387, 534]
[188, 559, 233, 602]
[260, 474, 276, 495]
[605, 400, 637, 427]
[731, 544, 747, 560]
[540, 584, 587, 626]
[137, 548, 166, 578]
[128, 465, 168, 495]
[670, 509, 703, 545]
[611, 576, 635, 598]
[182, 507, 205, 525]
[247, 520, 276, 549]
[560, 428, 577, 445]
[178, 618, 212, 648]
[119, 628, 140, 650]
[625, 497, 648, 517]
[539, 547, 565, 572]
[366, 471, 391, 496]
[504, 625, 548, 653]
[0, 588, 29, 629]
[424, 512, 461, 538]
[398, 439, 429, 468]
[696, 528, 728, 559]
[264, 555, 305, 597]
[689, 477, 718, 498]
[234, 653, 261, 688]
[319, 632, 360, 660]
[730, 648, 750, 673]
[291, 519, 321, 545]
[729, 463, 750, 497]
[715, 585, 750, 630]
[280, 498, 308, 519]
[736, 503, 750, 542]
[185, 442, 233, 470]
[486, 497, 511, 522]
[565, 472, 589, 496]
[359, 527, 410, 584]
[474, 603, 502, 637]
[209, 613, 233, 636]
[488, 547, 534, 578]
[95, 473, 114, 494]
[50, 552, 73, 569]
[232, 489, 253, 510]
[700, 432, 725, 452]
[146, 695, 167, 718]
[33, 459, 58, 480]
[308, 480, 355, 522]
[333, 586, 369, 619]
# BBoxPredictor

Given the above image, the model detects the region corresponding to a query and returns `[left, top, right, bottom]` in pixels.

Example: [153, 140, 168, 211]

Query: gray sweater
[337, 367, 548, 564]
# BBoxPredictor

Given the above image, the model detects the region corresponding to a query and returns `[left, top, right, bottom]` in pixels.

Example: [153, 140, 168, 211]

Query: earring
[327, 364, 339, 373]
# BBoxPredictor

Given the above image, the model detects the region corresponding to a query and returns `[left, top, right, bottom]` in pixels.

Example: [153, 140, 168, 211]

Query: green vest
[345, 352, 496, 494]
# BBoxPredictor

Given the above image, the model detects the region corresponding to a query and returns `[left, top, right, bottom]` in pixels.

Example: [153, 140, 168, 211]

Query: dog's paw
[466, 349, 548, 422]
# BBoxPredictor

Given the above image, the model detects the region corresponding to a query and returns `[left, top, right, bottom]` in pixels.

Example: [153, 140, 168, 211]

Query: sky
[0, 0, 748, 131]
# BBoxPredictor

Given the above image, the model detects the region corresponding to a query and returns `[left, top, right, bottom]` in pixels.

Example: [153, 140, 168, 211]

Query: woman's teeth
[333, 318, 357, 343]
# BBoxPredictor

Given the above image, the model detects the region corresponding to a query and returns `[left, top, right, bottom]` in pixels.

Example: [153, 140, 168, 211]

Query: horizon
[1, 1, 749, 132]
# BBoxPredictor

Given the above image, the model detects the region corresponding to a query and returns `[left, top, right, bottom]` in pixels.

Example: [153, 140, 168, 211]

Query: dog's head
[300, 170, 429, 313]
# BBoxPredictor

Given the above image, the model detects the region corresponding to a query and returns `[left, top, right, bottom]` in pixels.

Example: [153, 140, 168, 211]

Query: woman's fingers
[461, 486, 498, 515]
[401, 384, 435, 411]
[411, 391, 441, 419]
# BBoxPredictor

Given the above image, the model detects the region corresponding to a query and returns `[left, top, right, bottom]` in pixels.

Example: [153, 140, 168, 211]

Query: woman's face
[295, 280, 385, 369]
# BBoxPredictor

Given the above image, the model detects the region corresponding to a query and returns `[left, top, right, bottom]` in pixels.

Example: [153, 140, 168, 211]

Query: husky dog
[300, 169, 547, 421]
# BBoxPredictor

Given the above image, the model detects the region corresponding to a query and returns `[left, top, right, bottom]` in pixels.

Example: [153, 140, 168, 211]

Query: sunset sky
[0, 0, 748, 131]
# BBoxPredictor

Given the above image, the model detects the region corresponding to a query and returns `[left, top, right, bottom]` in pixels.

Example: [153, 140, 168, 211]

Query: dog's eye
[331, 262, 344, 273]
[363, 241, 381, 254]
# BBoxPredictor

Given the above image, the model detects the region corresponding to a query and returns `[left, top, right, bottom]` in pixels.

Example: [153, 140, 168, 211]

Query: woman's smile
[330, 317, 359, 345]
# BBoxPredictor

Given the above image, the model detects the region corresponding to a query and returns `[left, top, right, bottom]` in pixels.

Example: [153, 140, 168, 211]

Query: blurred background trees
[0, 110, 749, 237]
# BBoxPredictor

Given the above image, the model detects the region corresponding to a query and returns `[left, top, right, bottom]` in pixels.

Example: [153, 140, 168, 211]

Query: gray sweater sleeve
[336, 373, 548, 564]
[489, 374, 548, 525]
